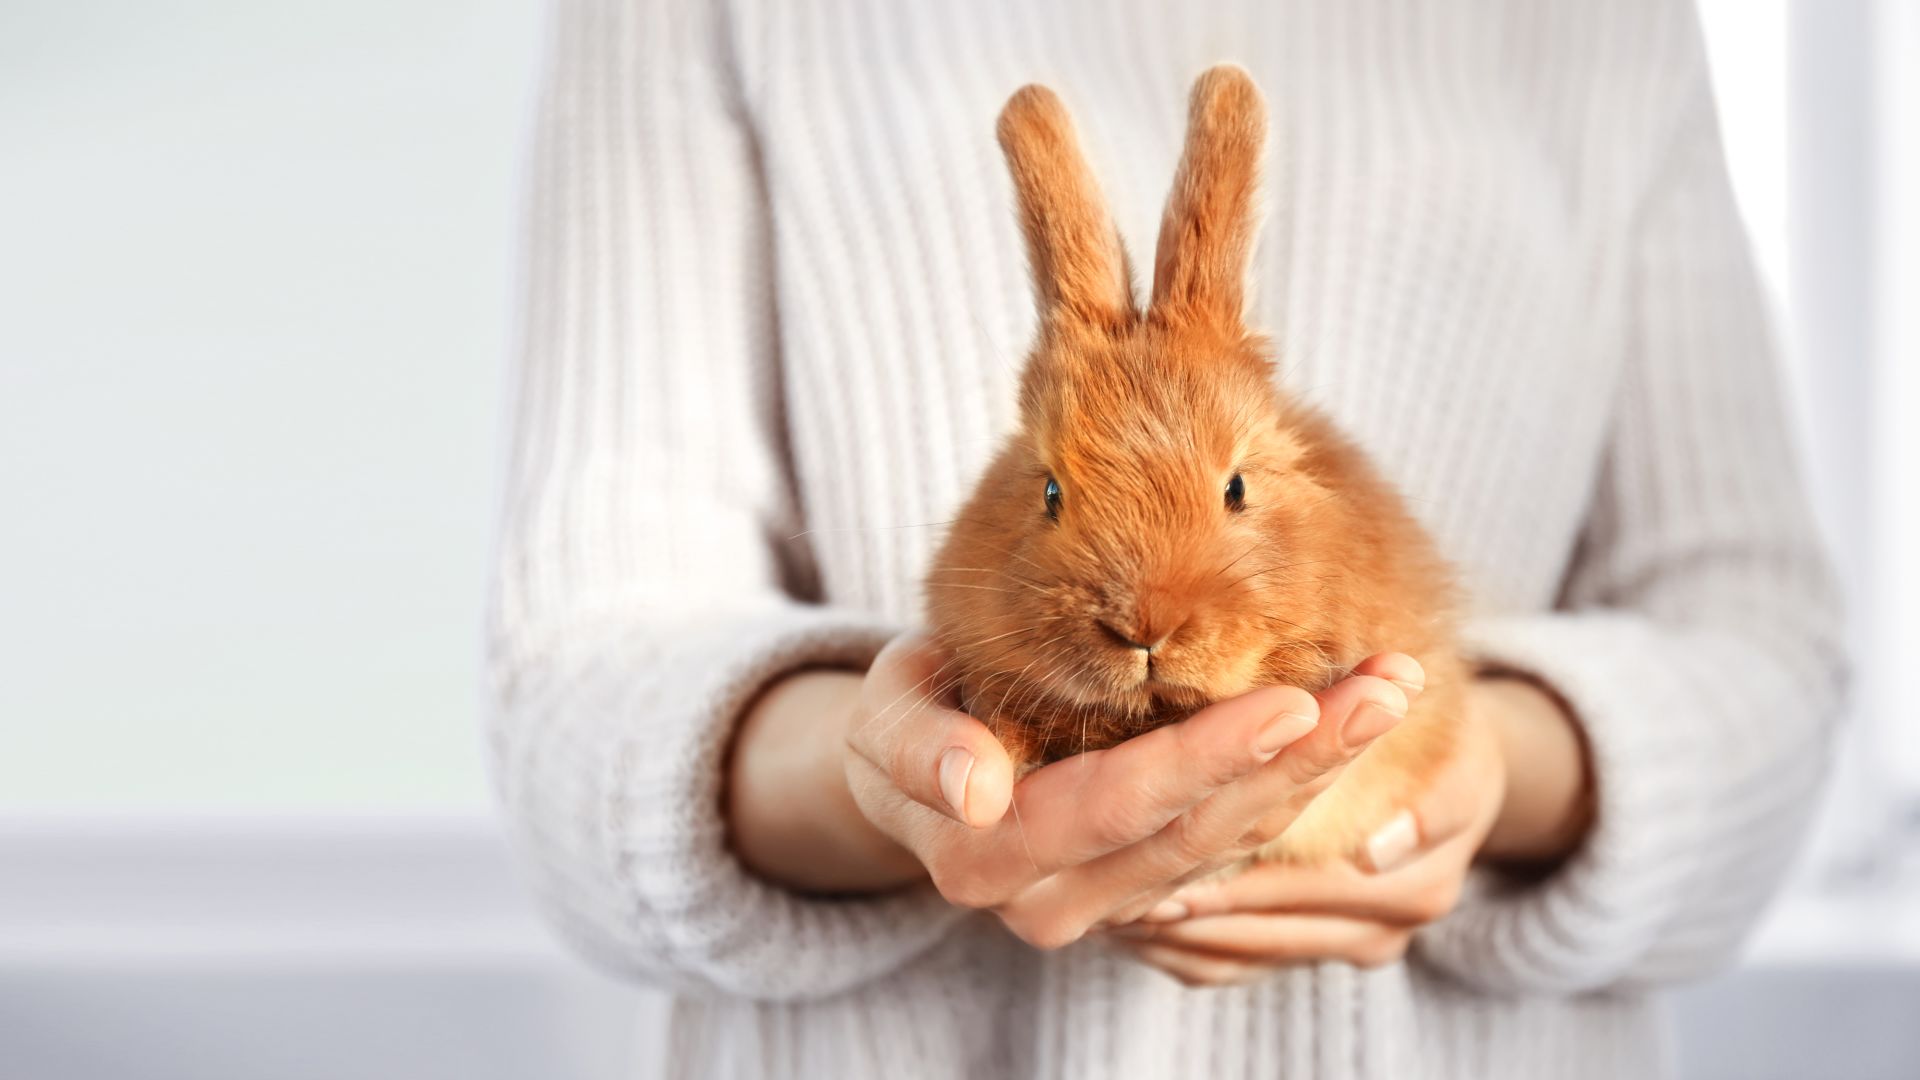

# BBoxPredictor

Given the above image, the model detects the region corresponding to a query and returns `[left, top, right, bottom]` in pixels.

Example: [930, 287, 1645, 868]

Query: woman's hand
[727, 630, 1421, 950]
[1105, 674, 1592, 986]
[839, 634, 1418, 950]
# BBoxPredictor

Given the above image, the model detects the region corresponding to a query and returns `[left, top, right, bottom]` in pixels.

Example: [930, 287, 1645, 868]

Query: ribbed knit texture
[484, 1, 1847, 1077]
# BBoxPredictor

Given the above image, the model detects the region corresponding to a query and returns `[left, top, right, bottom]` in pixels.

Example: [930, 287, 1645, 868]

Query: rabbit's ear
[998, 85, 1136, 326]
[1150, 65, 1266, 328]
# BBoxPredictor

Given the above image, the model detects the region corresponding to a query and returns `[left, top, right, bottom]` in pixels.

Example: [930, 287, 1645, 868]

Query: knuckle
[1243, 791, 1314, 849]
[1164, 812, 1221, 867]
[1278, 743, 1338, 787]
[844, 708, 884, 761]
[1087, 792, 1154, 849]
[1189, 740, 1251, 790]
[1003, 910, 1086, 952]
[1033, 924, 1088, 952]
[1176, 961, 1242, 988]
[883, 733, 919, 784]
[1407, 880, 1462, 924]
[928, 866, 999, 910]
[1240, 811, 1288, 849]
[1353, 932, 1412, 970]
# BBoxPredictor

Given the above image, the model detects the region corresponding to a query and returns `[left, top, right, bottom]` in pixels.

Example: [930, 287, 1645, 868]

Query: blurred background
[1, 1, 1914, 1077]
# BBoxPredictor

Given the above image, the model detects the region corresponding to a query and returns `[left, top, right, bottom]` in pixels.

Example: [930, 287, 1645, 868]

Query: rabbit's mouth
[955, 621, 1272, 766]
[1046, 653, 1222, 718]
[1096, 634, 1265, 710]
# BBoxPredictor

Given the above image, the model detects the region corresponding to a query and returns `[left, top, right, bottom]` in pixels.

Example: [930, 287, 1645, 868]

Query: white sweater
[485, 1, 1846, 1076]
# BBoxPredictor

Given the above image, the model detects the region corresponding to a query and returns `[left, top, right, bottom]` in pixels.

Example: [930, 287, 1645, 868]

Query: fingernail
[1255, 711, 1317, 758]
[937, 747, 974, 821]
[1145, 899, 1188, 922]
[1388, 658, 1426, 699]
[1365, 810, 1420, 873]
[1342, 696, 1405, 747]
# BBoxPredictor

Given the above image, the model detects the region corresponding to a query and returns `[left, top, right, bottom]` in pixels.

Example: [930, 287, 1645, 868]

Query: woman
[486, 1, 1844, 1076]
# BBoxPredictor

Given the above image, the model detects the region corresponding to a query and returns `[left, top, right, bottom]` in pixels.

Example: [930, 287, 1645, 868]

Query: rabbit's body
[927, 67, 1464, 864]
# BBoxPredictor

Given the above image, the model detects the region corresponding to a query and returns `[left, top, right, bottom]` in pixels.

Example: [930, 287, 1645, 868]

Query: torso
[650, 2, 1691, 1076]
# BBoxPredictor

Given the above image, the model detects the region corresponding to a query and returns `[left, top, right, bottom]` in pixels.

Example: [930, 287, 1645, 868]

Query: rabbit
[924, 65, 1465, 864]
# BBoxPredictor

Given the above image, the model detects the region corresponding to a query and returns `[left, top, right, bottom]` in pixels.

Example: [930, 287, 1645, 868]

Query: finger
[1271, 673, 1410, 791]
[945, 687, 1318, 946]
[1361, 706, 1501, 874]
[1096, 670, 1407, 927]
[1120, 941, 1271, 988]
[1014, 676, 1405, 935]
[1113, 914, 1413, 969]
[1166, 831, 1477, 926]
[1350, 653, 1425, 703]
[1098, 883, 1189, 929]
[1371, 706, 1504, 870]
[1181, 674, 1408, 854]
[1361, 810, 1423, 875]
[846, 634, 1014, 827]
[983, 684, 1320, 873]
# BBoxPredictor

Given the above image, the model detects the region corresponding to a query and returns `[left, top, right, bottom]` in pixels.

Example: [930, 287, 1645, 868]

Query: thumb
[846, 634, 1015, 827]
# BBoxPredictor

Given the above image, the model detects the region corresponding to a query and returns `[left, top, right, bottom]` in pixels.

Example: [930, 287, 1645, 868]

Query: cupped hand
[1104, 661, 1506, 985]
[843, 633, 1416, 952]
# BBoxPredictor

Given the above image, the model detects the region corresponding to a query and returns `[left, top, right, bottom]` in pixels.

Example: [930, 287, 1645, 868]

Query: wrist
[725, 667, 925, 894]
[1474, 674, 1595, 866]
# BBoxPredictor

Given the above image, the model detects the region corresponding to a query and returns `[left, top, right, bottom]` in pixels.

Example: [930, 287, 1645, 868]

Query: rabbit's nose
[1097, 619, 1155, 652]
[1096, 612, 1188, 653]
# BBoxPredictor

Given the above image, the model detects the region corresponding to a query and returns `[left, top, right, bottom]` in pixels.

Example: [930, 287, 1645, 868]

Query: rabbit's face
[931, 316, 1340, 745]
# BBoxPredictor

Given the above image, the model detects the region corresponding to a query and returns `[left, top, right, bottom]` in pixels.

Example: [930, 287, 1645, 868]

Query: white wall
[0, 0, 539, 813]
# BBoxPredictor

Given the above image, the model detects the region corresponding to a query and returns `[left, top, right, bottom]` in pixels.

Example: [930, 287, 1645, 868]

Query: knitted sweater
[484, 1, 1846, 1076]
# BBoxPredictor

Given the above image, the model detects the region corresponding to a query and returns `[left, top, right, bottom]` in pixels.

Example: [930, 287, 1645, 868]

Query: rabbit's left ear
[1149, 65, 1267, 328]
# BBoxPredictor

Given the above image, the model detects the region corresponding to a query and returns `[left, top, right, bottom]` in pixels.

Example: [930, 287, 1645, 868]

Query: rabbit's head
[930, 67, 1377, 765]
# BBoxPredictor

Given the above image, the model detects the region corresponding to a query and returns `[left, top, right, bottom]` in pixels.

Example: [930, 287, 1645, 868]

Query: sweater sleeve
[483, 0, 962, 1000]
[1415, 9, 1847, 995]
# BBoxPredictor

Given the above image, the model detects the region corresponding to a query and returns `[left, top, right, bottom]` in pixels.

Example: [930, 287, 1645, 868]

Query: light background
[0, 0, 537, 813]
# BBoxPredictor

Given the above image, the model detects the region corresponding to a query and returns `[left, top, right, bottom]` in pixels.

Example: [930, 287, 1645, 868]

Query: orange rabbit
[925, 66, 1465, 864]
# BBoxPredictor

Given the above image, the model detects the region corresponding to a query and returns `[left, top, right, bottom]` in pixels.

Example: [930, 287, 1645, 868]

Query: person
[484, 1, 1845, 1076]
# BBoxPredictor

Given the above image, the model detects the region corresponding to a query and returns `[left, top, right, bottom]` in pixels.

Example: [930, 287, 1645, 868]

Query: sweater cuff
[622, 599, 967, 999]
[499, 602, 968, 1000]
[613, 603, 966, 999]
[1413, 611, 1820, 994]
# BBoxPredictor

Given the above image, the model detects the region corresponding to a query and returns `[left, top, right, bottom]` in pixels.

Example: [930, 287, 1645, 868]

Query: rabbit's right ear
[997, 85, 1136, 327]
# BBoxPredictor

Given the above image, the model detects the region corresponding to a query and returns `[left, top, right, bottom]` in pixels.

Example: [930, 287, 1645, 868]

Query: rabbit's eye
[1225, 473, 1246, 512]
[1044, 476, 1063, 520]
